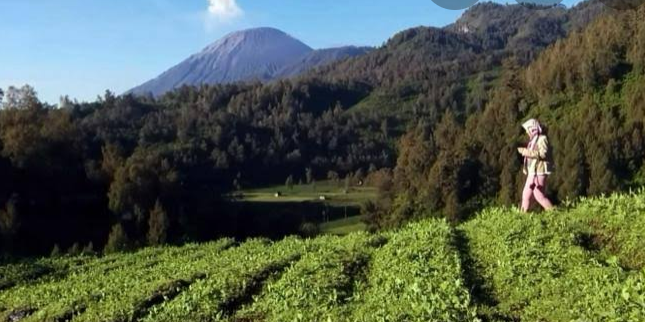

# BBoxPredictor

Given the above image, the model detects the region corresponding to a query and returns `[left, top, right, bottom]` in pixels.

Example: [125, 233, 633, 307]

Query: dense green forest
[371, 1, 645, 227]
[0, 0, 643, 255]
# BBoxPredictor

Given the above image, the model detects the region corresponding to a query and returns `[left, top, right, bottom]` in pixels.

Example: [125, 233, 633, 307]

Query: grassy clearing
[320, 216, 367, 235]
[233, 180, 375, 235]
[235, 180, 376, 207]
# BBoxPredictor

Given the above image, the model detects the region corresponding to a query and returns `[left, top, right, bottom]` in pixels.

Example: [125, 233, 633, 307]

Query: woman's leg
[532, 175, 554, 210]
[521, 174, 536, 212]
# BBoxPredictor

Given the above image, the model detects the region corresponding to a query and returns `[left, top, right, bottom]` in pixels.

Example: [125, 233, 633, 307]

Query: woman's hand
[517, 147, 527, 156]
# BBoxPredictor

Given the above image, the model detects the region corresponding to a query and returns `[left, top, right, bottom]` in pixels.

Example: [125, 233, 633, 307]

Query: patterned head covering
[522, 119, 542, 137]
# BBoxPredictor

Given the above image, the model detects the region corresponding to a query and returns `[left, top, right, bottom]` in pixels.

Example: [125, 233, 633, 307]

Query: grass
[320, 216, 367, 235]
[232, 180, 376, 235]
[233, 180, 377, 207]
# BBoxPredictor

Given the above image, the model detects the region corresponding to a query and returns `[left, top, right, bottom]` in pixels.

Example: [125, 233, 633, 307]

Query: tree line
[0, 79, 395, 256]
[367, 4, 645, 229]
[0, 0, 638, 256]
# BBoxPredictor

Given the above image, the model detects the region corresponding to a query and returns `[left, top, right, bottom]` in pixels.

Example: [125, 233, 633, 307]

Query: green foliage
[0, 1, 640, 257]
[0, 196, 20, 253]
[381, 4, 645, 228]
[0, 258, 72, 291]
[320, 216, 367, 235]
[236, 234, 376, 322]
[0, 87, 77, 171]
[568, 191, 645, 270]
[462, 190, 645, 321]
[99, 143, 125, 182]
[0, 240, 233, 322]
[526, 6, 644, 99]
[555, 132, 587, 200]
[81, 242, 95, 256]
[147, 200, 169, 246]
[351, 219, 477, 322]
[49, 245, 61, 258]
[0, 197, 20, 238]
[141, 238, 302, 322]
[0, 192, 643, 321]
[67, 243, 81, 256]
[107, 146, 180, 216]
[104, 224, 129, 254]
[298, 221, 320, 238]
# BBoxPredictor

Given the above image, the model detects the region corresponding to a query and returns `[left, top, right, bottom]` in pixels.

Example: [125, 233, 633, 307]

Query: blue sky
[0, 0, 582, 104]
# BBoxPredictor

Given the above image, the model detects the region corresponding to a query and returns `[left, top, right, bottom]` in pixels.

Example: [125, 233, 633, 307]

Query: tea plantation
[1, 191, 644, 322]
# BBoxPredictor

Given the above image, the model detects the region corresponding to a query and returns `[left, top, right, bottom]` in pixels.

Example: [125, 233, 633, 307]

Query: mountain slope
[313, 1, 608, 89]
[129, 27, 313, 96]
[129, 29, 372, 97]
[277, 46, 373, 78]
[130, 2, 607, 98]
[383, 1, 645, 224]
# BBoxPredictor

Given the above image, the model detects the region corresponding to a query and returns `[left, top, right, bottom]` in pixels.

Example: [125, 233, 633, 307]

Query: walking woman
[517, 119, 554, 212]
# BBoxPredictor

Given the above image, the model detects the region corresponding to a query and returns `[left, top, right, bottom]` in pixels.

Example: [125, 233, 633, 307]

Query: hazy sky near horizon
[0, 0, 583, 104]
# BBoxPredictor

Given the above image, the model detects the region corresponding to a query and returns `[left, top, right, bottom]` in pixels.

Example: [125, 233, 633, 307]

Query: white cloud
[207, 0, 243, 22]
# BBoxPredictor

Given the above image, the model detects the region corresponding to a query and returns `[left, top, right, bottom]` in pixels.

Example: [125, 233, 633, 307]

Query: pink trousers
[521, 174, 554, 212]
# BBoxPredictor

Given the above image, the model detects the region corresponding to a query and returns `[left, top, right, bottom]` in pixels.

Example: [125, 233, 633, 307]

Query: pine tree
[68, 243, 81, 256]
[100, 144, 125, 181]
[498, 154, 521, 207]
[587, 143, 618, 196]
[104, 223, 129, 254]
[557, 134, 586, 201]
[0, 196, 20, 253]
[393, 125, 434, 195]
[50, 244, 61, 257]
[147, 200, 169, 246]
[82, 242, 95, 256]
[628, 6, 645, 73]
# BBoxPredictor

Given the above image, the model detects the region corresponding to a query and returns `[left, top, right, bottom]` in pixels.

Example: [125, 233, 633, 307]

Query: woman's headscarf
[522, 118, 542, 138]
[522, 119, 543, 161]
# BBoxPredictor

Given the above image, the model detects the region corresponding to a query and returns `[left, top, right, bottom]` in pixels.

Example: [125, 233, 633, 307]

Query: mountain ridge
[128, 27, 371, 97]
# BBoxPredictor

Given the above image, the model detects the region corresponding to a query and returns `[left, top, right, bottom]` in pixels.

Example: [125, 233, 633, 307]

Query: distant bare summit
[128, 27, 370, 96]
[129, 27, 311, 96]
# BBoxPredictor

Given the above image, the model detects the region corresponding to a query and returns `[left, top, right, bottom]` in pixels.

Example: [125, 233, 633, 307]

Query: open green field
[231, 180, 375, 235]
[1, 191, 644, 322]
[234, 180, 377, 207]
[319, 216, 368, 235]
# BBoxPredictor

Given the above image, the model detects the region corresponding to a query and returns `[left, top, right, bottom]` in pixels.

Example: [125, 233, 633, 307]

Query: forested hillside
[0, 1, 642, 255]
[370, 1, 645, 228]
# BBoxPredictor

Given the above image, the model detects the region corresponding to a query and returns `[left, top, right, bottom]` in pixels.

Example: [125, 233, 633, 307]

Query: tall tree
[0, 195, 20, 253]
[104, 224, 130, 254]
[147, 200, 169, 246]
[556, 133, 587, 201]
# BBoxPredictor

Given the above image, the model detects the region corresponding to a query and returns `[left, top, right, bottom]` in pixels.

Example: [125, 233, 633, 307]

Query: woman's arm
[520, 136, 548, 160]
